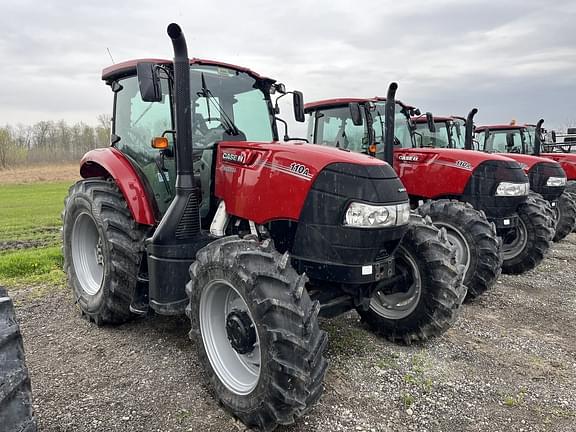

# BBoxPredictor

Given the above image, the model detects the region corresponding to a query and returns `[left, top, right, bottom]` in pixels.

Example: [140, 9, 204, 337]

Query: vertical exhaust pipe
[534, 118, 544, 156]
[464, 108, 478, 150]
[384, 82, 398, 166]
[146, 23, 202, 315]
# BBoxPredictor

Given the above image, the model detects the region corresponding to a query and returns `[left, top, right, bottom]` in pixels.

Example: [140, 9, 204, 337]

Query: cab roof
[101, 58, 274, 83]
[304, 97, 414, 113]
[411, 115, 454, 123]
[475, 124, 526, 133]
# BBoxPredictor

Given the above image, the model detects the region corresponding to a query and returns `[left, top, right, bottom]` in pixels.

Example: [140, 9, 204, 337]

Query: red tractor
[61, 24, 464, 431]
[305, 91, 553, 287]
[467, 119, 576, 241]
[525, 123, 576, 199]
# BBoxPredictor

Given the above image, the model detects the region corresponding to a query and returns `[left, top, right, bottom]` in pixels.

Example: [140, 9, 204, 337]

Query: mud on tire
[62, 178, 148, 325]
[417, 199, 502, 300]
[357, 213, 465, 344]
[0, 287, 37, 432]
[552, 191, 576, 242]
[501, 192, 554, 274]
[186, 236, 328, 432]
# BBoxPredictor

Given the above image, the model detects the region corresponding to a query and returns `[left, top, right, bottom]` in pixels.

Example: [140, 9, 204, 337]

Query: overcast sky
[1, 0, 575, 131]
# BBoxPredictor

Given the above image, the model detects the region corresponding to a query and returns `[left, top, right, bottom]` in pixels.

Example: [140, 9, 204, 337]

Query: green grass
[0, 181, 70, 288]
[0, 181, 70, 247]
[0, 246, 65, 286]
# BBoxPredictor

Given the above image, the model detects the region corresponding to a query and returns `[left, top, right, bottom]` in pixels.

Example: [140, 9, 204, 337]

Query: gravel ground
[12, 235, 576, 432]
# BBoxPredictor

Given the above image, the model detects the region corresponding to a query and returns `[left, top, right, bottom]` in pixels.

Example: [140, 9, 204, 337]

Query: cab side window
[113, 75, 175, 214]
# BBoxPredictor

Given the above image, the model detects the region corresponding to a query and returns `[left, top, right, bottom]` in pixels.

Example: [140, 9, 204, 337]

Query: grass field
[0, 167, 77, 288]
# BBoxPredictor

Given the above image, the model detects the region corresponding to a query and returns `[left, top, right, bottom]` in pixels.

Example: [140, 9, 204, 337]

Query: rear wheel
[62, 178, 148, 325]
[187, 236, 328, 431]
[356, 214, 465, 344]
[501, 192, 554, 274]
[552, 191, 576, 241]
[0, 287, 37, 432]
[417, 199, 502, 300]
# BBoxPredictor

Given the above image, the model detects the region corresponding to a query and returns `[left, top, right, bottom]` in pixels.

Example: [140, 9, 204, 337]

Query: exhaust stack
[534, 118, 544, 156]
[464, 108, 478, 150]
[383, 82, 398, 165]
[146, 23, 203, 315]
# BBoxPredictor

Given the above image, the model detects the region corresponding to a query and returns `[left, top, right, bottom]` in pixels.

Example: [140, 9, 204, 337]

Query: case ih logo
[455, 160, 472, 170]
[398, 154, 419, 162]
[222, 152, 245, 163]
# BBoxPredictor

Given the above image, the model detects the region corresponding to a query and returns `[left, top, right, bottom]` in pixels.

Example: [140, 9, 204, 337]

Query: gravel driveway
[13, 235, 576, 431]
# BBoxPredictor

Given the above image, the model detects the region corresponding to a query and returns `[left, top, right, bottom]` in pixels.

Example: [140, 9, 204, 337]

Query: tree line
[0, 115, 111, 169]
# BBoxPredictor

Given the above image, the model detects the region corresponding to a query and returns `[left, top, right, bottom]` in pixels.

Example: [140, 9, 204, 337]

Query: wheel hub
[226, 309, 256, 354]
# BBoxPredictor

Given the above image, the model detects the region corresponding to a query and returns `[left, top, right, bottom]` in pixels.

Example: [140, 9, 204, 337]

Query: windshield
[478, 129, 525, 153]
[414, 121, 451, 148]
[525, 126, 536, 153]
[372, 102, 414, 149]
[312, 106, 367, 152]
[450, 119, 466, 149]
[190, 65, 275, 147]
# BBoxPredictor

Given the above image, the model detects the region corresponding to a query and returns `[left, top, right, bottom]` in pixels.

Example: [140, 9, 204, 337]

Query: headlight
[546, 176, 567, 187]
[495, 182, 529, 196]
[344, 202, 410, 228]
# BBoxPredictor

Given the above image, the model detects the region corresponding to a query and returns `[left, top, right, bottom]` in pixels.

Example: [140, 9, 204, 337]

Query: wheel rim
[433, 222, 471, 274]
[501, 218, 528, 261]
[71, 212, 104, 296]
[199, 280, 261, 395]
[369, 247, 422, 320]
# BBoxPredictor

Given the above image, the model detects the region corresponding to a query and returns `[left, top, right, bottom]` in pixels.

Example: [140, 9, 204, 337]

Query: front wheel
[552, 191, 576, 242]
[357, 214, 465, 344]
[417, 199, 502, 300]
[187, 236, 328, 431]
[500, 193, 554, 274]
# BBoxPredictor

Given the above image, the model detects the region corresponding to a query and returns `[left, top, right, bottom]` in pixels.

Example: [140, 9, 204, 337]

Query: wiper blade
[200, 73, 239, 136]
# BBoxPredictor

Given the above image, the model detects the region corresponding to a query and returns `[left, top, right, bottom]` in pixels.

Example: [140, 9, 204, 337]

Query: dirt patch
[0, 164, 80, 184]
[12, 235, 576, 432]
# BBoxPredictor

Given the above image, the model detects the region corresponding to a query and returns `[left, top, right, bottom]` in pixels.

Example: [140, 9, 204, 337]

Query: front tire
[552, 191, 576, 242]
[500, 192, 554, 274]
[187, 236, 328, 431]
[0, 287, 37, 432]
[357, 214, 465, 344]
[417, 199, 502, 300]
[62, 178, 147, 325]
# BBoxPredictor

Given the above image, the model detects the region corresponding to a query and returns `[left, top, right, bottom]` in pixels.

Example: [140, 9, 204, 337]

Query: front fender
[80, 148, 156, 226]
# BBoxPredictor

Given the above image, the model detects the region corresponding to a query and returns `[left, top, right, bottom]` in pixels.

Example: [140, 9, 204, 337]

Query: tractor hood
[215, 140, 407, 224]
[540, 152, 576, 181]
[394, 147, 521, 172]
[499, 153, 563, 173]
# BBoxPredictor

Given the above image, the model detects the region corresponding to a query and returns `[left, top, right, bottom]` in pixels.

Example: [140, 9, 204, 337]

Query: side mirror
[426, 112, 436, 133]
[349, 103, 363, 126]
[293, 91, 305, 123]
[137, 62, 162, 102]
[551, 130, 557, 143]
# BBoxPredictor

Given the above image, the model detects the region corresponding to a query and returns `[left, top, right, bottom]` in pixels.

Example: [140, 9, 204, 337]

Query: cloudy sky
[1, 0, 575, 131]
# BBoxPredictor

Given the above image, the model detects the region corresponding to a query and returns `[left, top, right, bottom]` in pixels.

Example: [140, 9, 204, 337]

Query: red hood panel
[214, 141, 389, 223]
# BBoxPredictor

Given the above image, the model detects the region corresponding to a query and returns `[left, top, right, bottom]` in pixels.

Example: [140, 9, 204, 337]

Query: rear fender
[80, 148, 156, 226]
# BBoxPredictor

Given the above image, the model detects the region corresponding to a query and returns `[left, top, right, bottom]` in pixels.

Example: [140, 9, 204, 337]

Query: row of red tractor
[6, 24, 573, 432]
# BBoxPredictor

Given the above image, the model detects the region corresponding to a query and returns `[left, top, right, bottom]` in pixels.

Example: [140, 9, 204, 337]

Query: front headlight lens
[546, 176, 567, 187]
[495, 182, 529, 196]
[344, 202, 410, 228]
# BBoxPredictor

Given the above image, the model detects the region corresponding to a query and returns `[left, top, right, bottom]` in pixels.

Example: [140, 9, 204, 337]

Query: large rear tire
[0, 287, 37, 432]
[417, 199, 502, 300]
[62, 178, 148, 325]
[500, 192, 554, 274]
[552, 191, 576, 242]
[187, 236, 328, 432]
[356, 214, 465, 344]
